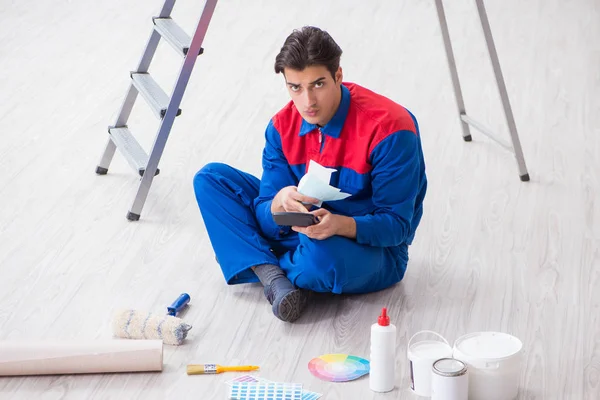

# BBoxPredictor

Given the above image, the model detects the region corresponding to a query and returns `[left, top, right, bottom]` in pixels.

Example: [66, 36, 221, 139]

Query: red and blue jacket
[254, 82, 427, 248]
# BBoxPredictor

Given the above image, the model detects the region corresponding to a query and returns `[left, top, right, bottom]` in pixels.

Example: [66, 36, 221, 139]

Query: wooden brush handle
[186, 364, 218, 374]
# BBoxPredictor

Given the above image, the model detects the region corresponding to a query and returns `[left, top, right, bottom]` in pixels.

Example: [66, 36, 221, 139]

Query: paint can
[407, 330, 453, 397]
[453, 332, 523, 400]
[431, 358, 468, 400]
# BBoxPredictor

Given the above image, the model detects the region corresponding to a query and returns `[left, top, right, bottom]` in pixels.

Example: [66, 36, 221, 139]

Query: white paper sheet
[297, 160, 351, 206]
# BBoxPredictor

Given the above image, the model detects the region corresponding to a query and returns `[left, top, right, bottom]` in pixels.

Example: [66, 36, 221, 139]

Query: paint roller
[112, 293, 193, 346]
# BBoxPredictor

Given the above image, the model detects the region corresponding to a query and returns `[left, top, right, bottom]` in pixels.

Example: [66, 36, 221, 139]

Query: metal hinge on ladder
[95, 0, 219, 221]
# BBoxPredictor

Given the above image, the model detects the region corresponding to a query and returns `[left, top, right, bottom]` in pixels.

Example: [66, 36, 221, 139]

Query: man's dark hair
[274, 26, 343, 79]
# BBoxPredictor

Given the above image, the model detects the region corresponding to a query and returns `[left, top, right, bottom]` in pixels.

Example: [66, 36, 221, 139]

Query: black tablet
[272, 212, 318, 227]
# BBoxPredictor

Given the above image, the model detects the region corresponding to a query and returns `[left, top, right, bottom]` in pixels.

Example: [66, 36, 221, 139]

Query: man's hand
[271, 186, 320, 213]
[292, 208, 357, 240]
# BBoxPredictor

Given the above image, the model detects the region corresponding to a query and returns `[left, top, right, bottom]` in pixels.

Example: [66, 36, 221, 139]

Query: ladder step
[109, 127, 160, 177]
[131, 73, 181, 119]
[153, 17, 204, 56]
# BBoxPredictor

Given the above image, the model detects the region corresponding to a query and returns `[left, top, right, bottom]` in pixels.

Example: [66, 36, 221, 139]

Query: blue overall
[193, 163, 409, 294]
[193, 82, 426, 294]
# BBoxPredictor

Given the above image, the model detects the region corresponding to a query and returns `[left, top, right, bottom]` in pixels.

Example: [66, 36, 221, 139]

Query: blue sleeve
[253, 120, 298, 239]
[353, 130, 424, 247]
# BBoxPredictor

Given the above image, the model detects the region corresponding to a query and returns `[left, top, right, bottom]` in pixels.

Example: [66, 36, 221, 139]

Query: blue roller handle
[167, 293, 190, 316]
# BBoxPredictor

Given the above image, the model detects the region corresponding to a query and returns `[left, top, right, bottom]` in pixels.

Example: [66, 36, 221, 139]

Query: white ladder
[96, 0, 219, 221]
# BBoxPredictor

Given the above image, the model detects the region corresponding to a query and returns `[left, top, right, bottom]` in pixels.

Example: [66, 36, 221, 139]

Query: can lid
[432, 358, 467, 377]
[454, 332, 522, 361]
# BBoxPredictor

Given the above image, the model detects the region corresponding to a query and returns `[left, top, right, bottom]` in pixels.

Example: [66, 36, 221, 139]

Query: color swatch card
[227, 375, 261, 384]
[298, 391, 321, 400]
[228, 382, 302, 400]
[226, 375, 322, 400]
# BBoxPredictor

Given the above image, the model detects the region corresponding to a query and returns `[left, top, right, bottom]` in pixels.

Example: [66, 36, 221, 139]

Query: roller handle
[167, 293, 190, 316]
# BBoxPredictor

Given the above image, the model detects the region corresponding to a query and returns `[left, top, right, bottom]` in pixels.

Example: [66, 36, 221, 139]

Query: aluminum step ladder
[96, 0, 219, 221]
[435, 0, 530, 181]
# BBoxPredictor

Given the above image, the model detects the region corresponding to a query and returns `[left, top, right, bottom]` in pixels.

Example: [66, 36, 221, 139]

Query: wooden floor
[0, 0, 598, 398]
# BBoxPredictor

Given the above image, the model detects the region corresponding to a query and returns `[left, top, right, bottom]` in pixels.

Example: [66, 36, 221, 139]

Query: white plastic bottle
[369, 307, 396, 392]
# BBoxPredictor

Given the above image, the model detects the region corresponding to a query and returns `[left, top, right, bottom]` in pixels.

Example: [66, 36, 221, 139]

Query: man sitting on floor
[193, 26, 427, 322]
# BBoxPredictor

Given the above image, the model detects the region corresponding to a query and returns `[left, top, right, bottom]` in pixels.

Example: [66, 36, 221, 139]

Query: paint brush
[186, 364, 260, 375]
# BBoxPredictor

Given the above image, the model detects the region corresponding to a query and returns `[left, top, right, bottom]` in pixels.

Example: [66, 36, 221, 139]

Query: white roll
[0, 339, 163, 376]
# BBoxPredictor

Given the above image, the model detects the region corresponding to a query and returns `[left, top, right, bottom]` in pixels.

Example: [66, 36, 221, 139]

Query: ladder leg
[115, 84, 140, 129]
[475, 0, 529, 181]
[127, 0, 220, 220]
[96, 138, 117, 174]
[435, 0, 472, 142]
[96, 84, 139, 174]
[126, 121, 169, 221]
